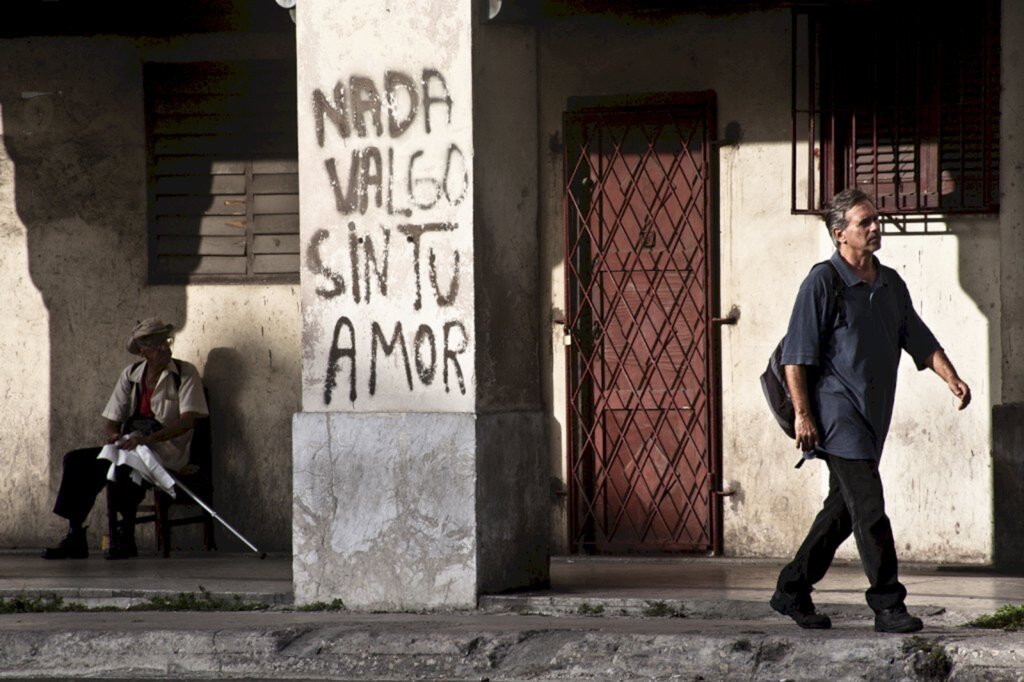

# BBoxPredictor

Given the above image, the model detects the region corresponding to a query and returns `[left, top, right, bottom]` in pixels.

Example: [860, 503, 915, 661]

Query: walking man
[770, 188, 971, 633]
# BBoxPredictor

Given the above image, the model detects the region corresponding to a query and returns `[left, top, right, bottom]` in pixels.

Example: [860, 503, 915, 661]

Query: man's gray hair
[824, 188, 872, 245]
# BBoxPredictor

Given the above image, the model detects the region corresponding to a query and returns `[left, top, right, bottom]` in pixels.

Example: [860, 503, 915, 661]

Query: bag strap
[127, 358, 183, 417]
[791, 261, 845, 469]
[817, 260, 846, 335]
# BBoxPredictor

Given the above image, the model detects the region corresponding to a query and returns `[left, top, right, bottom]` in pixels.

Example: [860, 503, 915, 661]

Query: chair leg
[202, 511, 217, 551]
[155, 492, 172, 558]
[105, 485, 118, 551]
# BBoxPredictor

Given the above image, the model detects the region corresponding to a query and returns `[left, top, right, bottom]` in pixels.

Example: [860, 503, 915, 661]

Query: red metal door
[564, 95, 719, 553]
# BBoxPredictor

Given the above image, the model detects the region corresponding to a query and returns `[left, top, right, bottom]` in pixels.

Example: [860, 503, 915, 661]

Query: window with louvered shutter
[792, 1, 1000, 218]
[146, 60, 299, 283]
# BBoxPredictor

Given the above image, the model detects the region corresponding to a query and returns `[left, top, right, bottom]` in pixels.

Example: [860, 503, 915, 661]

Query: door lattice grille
[564, 100, 717, 553]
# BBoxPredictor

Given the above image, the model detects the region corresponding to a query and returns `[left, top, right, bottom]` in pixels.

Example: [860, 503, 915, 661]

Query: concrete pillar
[292, 0, 547, 609]
[993, 0, 1024, 569]
[999, 0, 1024, 402]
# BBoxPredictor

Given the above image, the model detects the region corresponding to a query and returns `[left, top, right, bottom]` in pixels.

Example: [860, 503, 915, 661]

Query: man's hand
[784, 364, 820, 452]
[118, 434, 148, 451]
[948, 377, 971, 410]
[104, 419, 121, 445]
[793, 410, 821, 452]
[926, 349, 971, 411]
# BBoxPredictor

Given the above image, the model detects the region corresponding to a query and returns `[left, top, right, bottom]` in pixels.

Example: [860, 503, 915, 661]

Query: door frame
[561, 91, 724, 555]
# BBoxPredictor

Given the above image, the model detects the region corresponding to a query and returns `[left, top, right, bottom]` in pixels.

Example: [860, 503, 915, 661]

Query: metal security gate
[564, 94, 719, 553]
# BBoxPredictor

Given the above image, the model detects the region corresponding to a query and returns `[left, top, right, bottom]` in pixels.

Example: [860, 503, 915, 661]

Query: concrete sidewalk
[1, 552, 1023, 679]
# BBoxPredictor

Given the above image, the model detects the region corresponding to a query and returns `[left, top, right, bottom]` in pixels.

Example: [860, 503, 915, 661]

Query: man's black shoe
[42, 528, 88, 560]
[874, 606, 923, 633]
[770, 589, 832, 629]
[104, 544, 137, 560]
[105, 523, 138, 560]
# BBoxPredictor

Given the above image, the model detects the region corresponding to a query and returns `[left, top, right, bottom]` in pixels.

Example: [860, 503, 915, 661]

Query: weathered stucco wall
[293, 0, 549, 608]
[293, 0, 480, 608]
[993, 0, 1024, 569]
[0, 34, 299, 553]
[297, 13, 475, 413]
[538, 10, 1000, 563]
[471, 14, 549, 592]
[2, 2, 1017, 579]
[0, 117, 50, 547]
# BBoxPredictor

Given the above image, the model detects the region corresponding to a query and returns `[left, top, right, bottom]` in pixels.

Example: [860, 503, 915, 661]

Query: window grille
[792, 2, 1000, 217]
[146, 61, 299, 283]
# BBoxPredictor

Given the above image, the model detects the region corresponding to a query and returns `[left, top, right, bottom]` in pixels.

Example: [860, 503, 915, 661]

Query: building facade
[1, 0, 1021, 609]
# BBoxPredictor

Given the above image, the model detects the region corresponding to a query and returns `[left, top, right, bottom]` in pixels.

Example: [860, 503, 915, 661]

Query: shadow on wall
[0, 42, 190, 544]
[143, 346, 259, 554]
[201, 346, 258, 553]
[1, 39, 299, 554]
[953, 214, 1024, 573]
[924, 219, 1020, 573]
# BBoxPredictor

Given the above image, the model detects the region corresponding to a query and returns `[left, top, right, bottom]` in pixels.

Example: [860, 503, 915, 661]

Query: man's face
[835, 201, 881, 254]
[137, 334, 172, 366]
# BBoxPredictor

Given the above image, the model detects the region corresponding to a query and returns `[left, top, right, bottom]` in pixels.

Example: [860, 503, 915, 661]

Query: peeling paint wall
[293, 0, 482, 608]
[0, 34, 299, 553]
[298, 3, 475, 413]
[293, 411, 477, 609]
[993, 0, 1024, 569]
[293, 0, 549, 608]
[0, 113, 50, 548]
[539, 9, 1007, 563]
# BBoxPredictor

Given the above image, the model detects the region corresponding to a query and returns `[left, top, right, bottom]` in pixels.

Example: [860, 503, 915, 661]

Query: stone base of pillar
[292, 410, 548, 610]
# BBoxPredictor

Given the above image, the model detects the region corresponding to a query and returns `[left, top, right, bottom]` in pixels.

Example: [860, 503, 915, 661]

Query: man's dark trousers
[776, 455, 907, 612]
[52, 448, 147, 527]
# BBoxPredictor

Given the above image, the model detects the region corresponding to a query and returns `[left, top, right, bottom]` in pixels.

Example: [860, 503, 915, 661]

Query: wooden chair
[107, 400, 217, 557]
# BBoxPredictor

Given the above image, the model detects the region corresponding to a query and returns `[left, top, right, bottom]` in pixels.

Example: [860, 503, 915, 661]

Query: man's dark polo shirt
[781, 250, 941, 461]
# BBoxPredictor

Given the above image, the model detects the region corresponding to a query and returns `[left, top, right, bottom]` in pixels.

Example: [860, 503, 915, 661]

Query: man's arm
[784, 364, 820, 451]
[925, 349, 971, 410]
[103, 418, 121, 444]
[119, 409, 201, 450]
[119, 412, 202, 451]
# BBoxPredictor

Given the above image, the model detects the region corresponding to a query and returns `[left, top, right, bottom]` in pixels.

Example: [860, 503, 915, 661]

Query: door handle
[711, 305, 740, 326]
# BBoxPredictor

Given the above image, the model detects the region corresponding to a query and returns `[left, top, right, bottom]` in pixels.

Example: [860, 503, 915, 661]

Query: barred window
[792, 2, 1000, 217]
[146, 60, 299, 283]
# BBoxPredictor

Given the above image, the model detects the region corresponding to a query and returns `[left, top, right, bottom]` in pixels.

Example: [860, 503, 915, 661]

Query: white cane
[170, 475, 266, 559]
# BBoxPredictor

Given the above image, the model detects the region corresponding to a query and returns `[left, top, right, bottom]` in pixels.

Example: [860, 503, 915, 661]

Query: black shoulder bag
[759, 262, 846, 457]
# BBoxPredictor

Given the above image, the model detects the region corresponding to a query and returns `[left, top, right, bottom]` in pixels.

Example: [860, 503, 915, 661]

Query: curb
[0, 616, 1018, 680]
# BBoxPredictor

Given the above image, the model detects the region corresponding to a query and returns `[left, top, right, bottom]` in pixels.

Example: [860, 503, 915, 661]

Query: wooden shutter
[793, 1, 1000, 217]
[147, 61, 299, 282]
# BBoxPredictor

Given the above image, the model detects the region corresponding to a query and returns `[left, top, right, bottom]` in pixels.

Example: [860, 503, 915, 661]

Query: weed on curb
[124, 585, 268, 612]
[902, 636, 952, 680]
[967, 604, 1024, 631]
[641, 600, 685, 618]
[127, 592, 268, 612]
[0, 587, 269, 613]
[0, 594, 88, 614]
[576, 602, 605, 616]
[296, 598, 346, 612]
